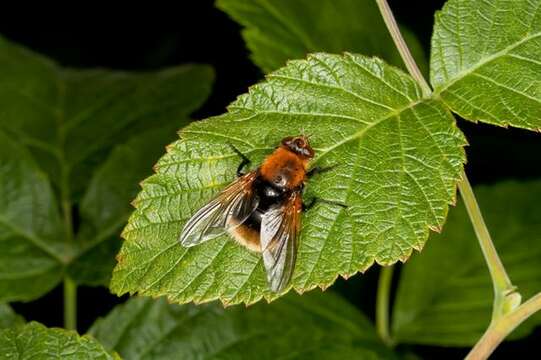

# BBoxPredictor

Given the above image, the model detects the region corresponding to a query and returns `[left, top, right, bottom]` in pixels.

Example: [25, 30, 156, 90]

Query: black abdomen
[240, 177, 289, 233]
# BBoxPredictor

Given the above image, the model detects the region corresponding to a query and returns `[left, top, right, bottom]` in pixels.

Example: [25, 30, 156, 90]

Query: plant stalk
[61, 164, 77, 330]
[375, 0, 431, 97]
[376, 266, 395, 346]
[466, 292, 541, 359]
[457, 173, 517, 320]
[63, 277, 77, 330]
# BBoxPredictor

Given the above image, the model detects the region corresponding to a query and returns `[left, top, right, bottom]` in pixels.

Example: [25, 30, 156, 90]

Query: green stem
[63, 277, 77, 330]
[457, 173, 517, 320]
[376, 266, 395, 346]
[61, 163, 77, 330]
[375, 0, 431, 97]
[466, 292, 541, 359]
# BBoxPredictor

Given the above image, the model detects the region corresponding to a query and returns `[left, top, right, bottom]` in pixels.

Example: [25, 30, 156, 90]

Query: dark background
[4, 1, 540, 358]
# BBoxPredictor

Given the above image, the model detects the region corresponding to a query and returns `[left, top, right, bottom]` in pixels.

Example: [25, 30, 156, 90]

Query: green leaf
[90, 291, 397, 359]
[0, 131, 65, 302]
[0, 322, 116, 360]
[0, 305, 24, 329]
[68, 125, 179, 286]
[111, 53, 466, 305]
[393, 181, 541, 346]
[0, 34, 214, 200]
[218, 0, 428, 75]
[431, 0, 541, 130]
[0, 34, 215, 296]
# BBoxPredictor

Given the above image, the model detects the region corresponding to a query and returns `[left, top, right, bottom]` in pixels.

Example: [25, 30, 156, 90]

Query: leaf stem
[376, 266, 395, 346]
[375, 0, 431, 97]
[466, 292, 541, 359]
[63, 277, 77, 330]
[457, 173, 518, 320]
[60, 161, 77, 330]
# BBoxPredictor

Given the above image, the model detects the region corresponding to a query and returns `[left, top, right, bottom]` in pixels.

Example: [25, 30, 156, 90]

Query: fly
[179, 135, 344, 292]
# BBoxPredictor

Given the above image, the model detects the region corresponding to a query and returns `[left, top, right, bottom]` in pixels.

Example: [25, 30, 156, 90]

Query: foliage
[111, 52, 466, 305]
[89, 292, 397, 360]
[431, 0, 541, 130]
[393, 181, 541, 345]
[0, 0, 539, 358]
[216, 0, 428, 75]
[0, 35, 214, 301]
[0, 322, 117, 360]
[0, 304, 24, 329]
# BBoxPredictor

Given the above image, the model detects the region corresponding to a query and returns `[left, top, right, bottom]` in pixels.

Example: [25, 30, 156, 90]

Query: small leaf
[90, 291, 398, 359]
[0, 322, 116, 360]
[0, 305, 24, 329]
[393, 181, 541, 346]
[0, 131, 65, 302]
[431, 0, 541, 130]
[217, 0, 428, 74]
[111, 53, 466, 305]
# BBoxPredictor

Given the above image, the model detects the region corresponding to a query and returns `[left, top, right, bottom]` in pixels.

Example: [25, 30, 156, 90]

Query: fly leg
[306, 164, 338, 178]
[228, 143, 251, 177]
[302, 197, 347, 211]
[304, 165, 346, 210]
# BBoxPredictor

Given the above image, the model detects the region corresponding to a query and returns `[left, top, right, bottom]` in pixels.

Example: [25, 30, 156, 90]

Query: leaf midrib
[311, 98, 424, 167]
[433, 31, 541, 96]
[0, 215, 64, 263]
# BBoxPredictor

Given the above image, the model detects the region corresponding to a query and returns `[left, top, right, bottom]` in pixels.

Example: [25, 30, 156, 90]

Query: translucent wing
[260, 192, 302, 292]
[180, 172, 259, 247]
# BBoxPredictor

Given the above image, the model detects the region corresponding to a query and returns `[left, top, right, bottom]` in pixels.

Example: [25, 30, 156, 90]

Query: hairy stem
[376, 266, 395, 346]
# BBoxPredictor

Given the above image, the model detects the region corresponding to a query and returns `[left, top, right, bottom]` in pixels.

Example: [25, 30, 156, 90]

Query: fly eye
[295, 138, 305, 148]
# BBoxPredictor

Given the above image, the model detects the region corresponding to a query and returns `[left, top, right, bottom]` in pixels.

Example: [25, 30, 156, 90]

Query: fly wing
[180, 172, 259, 247]
[260, 192, 302, 292]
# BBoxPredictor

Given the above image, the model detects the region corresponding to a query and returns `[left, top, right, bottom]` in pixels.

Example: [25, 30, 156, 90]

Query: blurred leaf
[0, 132, 65, 302]
[0, 35, 214, 199]
[431, 0, 541, 131]
[90, 291, 398, 359]
[0, 34, 215, 295]
[69, 125, 179, 286]
[393, 181, 541, 346]
[218, 0, 428, 75]
[0, 305, 24, 329]
[0, 322, 116, 360]
[111, 53, 466, 305]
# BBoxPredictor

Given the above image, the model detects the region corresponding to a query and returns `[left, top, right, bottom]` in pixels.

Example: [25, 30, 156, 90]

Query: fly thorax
[272, 173, 288, 188]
